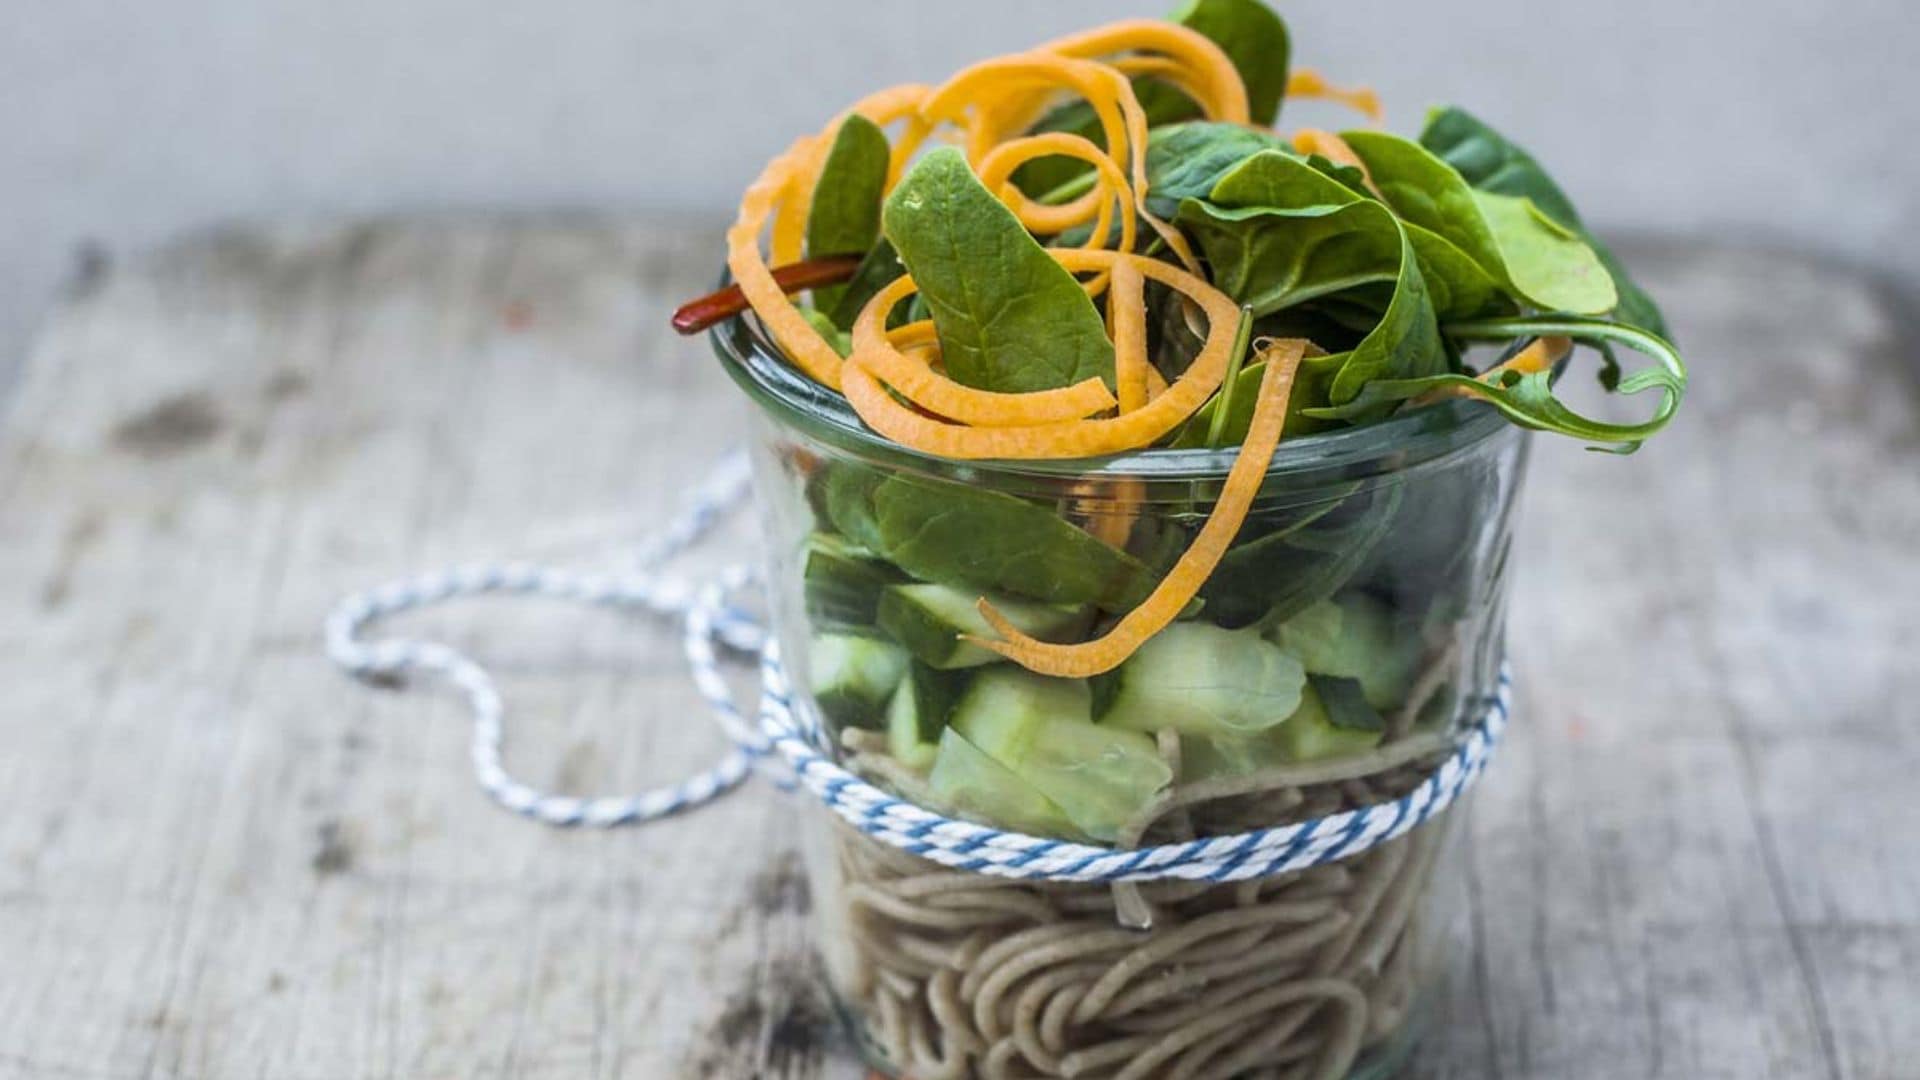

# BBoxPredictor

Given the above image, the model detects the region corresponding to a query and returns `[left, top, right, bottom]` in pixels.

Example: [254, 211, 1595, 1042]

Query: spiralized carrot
[1109, 258, 1150, 414]
[886, 319, 939, 351]
[1291, 128, 1384, 200]
[964, 20, 1248, 164]
[1285, 69, 1384, 123]
[1040, 19, 1251, 124]
[728, 136, 848, 388]
[1110, 54, 1209, 111]
[848, 276, 1117, 426]
[927, 52, 1202, 275]
[976, 133, 1136, 252]
[926, 55, 1130, 195]
[968, 338, 1309, 676]
[770, 130, 831, 267]
[1066, 475, 1140, 548]
[1488, 335, 1573, 379]
[852, 82, 937, 129]
[1097, 259, 1152, 550]
[1145, 364, 1169, 402]
[841, 250, 1241, 459]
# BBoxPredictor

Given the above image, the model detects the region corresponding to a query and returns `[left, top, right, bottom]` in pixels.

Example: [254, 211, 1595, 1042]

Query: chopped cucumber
[1095, 623, 1307, 737]
[1180, 731, 1291, 782]
[802, 532, 903, 629]
[929, 728, 1079, 838]
[808, 633, 907, 730]
[1268, 593, 1421, 709]
[885, 663, 970, 771]
[1273, 681, 1383, 762]
[952, 668, 1171, 841]
[951, 667, 1093, 758]
[877, 583, 1087, 669]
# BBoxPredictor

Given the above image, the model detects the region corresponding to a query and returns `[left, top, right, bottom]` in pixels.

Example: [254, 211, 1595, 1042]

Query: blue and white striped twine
[324, 450, 1510, 881]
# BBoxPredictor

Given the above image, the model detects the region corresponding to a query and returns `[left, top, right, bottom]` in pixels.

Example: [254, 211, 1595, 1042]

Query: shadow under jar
[715, 310, 1528, 1080]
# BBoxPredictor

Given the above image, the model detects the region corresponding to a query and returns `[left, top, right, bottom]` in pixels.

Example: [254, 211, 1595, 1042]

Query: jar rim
[709, 294, 1518, 484]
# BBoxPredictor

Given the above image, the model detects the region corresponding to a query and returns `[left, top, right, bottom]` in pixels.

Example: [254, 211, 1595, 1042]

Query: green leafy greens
[869, 474, 1159, 610]
[806, 113, 891, 319]
[1340, 130, 1615, 317]
[884, 147, 1115, 392]
[1178, 150, 1449, 414]
[1418, 107, 1670, 338]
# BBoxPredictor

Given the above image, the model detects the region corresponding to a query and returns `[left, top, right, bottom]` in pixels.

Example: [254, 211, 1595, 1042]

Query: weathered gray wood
[0, 221, 1913, 1079]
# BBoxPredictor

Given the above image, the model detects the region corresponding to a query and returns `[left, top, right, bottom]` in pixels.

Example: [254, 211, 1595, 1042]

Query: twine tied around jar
[323, 449, 1509, 878]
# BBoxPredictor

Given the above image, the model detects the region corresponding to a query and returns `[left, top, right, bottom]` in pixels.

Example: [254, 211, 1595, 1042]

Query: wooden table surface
[1, 220, 1915, 1080]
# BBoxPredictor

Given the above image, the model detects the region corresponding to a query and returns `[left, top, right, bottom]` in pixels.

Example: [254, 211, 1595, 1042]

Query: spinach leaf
[1171, 0, 1291, 125]
[1047, 122, 1289, 247]
[1141, 122, 1292, 221]
[870, 474, 1159, 610]
[1418, 107, 1670, 337]
[815, 462, 888, 551]
[884, 148, 1115, 393]
[1016, 0, 1290, 194]
[1471, 190, 1615, 309]
[1179, 150, 1448, 410]
[1401, 224, 1508, 320]
[827, 237, 906, 329]
[1179, 199, 1400, 315]
[806, 113, 891, 315]
[1301, 155, 1373, 198]
[1304, 314, 1687, 452]
[1167, 0, 1290, 122]
[1342, 130, 1613, 317]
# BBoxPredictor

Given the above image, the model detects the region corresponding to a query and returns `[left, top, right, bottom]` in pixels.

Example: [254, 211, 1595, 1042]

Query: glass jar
[715, 311, 1527, 1079]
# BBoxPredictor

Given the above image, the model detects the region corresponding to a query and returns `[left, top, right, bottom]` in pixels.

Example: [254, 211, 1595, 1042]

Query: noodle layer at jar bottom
[802, 795, 1472, 1080]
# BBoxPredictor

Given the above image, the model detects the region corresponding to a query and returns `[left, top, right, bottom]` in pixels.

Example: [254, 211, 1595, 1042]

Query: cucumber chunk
[885, 663, 970, 771]
[952, 668, 1171, 841]
[809, 633, 908, 730]
[1273, 680, 1384, 762]
[1268, 593, 1421, 709]
[802, 532, 904, 629]
[877, 583, 1087, 669]
[1095, 623, 1307, 737]
[929, 728, 1079, 839]
[1180, 731, 1291, 781]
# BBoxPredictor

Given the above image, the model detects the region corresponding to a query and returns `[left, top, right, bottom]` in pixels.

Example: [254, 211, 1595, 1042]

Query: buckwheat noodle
[821, 656, 1465, 1079]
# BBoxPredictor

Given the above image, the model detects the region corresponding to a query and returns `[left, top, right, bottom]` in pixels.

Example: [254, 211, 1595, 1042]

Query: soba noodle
[819, 727, 1458, 1079]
